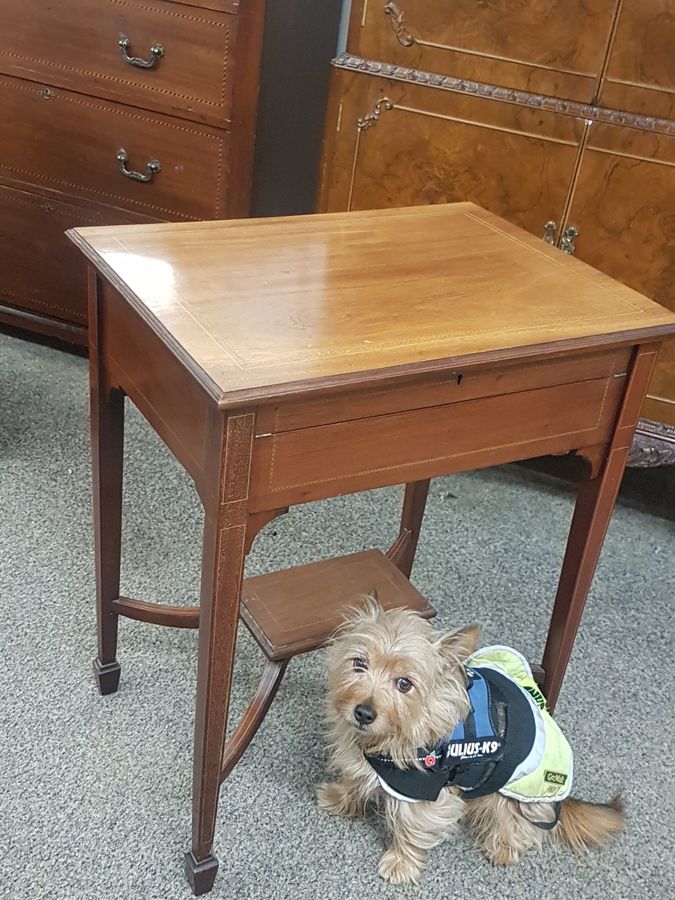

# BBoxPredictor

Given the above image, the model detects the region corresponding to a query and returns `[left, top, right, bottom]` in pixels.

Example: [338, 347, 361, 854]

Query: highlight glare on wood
[71, 202, 675, 408]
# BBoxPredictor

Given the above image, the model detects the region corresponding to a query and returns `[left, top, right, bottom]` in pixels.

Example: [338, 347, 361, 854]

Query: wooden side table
[69, 202, 675, 895]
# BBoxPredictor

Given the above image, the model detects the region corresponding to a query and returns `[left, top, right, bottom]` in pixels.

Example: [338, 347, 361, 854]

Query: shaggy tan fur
[317, 600, 624, 883]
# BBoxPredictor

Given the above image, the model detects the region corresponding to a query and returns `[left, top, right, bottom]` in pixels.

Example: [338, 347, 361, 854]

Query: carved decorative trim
[384, 3, 414, 47]
[357, 97, 394, 131]
[628, 419, 675, 467]
[333, 54, 675, 136]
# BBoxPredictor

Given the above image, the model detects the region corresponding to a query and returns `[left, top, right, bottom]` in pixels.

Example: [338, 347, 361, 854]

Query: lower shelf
[240, 549, 436, 661]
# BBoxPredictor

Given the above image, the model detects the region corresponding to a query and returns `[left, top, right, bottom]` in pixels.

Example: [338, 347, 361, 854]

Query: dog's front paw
[316, 781, 362, 819]
[378, 848, 423, 885]
[482, 844, 523, 867]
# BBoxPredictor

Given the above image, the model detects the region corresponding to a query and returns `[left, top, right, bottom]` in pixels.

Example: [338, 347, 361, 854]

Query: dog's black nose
[354, 703, 377, 725]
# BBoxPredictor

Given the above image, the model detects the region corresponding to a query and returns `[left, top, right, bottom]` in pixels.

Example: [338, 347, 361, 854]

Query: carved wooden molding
[628, 419, 675, 467]
[333, 54, 675, 136]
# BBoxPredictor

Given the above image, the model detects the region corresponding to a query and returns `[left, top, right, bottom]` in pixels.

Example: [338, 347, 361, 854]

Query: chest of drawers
[0, 0, 342, 344]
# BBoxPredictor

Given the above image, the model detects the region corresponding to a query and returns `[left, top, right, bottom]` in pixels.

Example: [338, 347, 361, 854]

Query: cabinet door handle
[561, 225, 579, 255]
[543, 220, 557, 244]
[118, 34, 165, 68]
[384, 3, 415, 47]
[117, 148, 161, 182]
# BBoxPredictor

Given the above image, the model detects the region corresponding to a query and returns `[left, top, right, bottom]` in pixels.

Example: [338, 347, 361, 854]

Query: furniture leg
[185, 413, 255, 896]
[220, 658, 289, 783]
[90, 274, 125, 695]
[542, 346, 659, 710]
[387, 480, 430, 577]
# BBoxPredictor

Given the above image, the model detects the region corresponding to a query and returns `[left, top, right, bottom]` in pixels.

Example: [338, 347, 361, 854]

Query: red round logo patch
[424, 754, 436, 768]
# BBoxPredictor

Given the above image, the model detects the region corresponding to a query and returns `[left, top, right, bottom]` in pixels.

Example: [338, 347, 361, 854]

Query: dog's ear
[435, 624, 481, 664]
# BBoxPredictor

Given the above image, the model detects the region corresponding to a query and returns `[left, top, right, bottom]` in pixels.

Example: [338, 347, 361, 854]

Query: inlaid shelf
[229, 549, 435, 780]
[241, 549, 435, 660]
[113, 548, 436, 782]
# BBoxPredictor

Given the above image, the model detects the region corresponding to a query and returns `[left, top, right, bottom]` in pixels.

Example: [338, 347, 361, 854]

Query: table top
[70, 202, 675, 406]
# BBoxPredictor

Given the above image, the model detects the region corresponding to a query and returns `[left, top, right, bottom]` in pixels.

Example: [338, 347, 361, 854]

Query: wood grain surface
[0, 184, 155, 325]
[318, 71, 584, 236]
[564, 122, 675, 425]
[0, 75, 229, 221]
[0, 0, 238, 126]
[348, 0, 617, 103]
[70, 203, 675, 406]
[600, 0, 675, 120]
[240, 549, 435, 660]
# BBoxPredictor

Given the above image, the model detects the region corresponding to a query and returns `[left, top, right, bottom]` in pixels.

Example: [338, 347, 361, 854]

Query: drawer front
[0, 76, 229, 220]
[349, 0, 617, 103]
[250, 375, 626, 509]
[0, 0, 238, 127]
[256, 348, 633, 433]
[0, 184, 155, 324]
[162, 0, 239, 11]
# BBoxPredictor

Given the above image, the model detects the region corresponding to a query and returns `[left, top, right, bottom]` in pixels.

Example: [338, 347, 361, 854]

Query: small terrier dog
[317, 599, 623, 884]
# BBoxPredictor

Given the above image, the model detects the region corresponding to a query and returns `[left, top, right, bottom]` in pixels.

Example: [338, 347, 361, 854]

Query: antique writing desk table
[69, 203, 675, 894]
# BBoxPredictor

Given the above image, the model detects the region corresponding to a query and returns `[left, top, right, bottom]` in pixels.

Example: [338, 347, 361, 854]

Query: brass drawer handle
[561, 225, 579, 255]
[118, 34, 165, 68]
[117, 148, 161, 182]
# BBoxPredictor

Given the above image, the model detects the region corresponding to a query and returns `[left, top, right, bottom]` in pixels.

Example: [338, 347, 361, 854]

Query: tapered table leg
[542, 346, 658, 710]
[89, 274, 124, 696]
[185, 413, 255, 896]
[388, 480, 430, 578]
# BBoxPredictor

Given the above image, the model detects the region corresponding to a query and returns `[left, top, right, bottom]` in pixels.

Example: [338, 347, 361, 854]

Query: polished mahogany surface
[70, 202, 675, 406]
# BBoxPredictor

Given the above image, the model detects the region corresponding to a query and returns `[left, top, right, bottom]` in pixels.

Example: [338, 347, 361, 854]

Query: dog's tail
[554, 795, 624, 850]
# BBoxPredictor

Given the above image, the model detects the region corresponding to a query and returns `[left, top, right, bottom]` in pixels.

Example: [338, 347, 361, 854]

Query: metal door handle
[543, 221, 557, 245]
[561, 225, 579, 255]
[117, 148, 161, 182]
[118, 34, 165, 68]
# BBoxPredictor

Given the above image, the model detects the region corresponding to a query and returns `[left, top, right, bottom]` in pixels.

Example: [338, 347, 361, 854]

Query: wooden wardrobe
[319, 0, 675, 465]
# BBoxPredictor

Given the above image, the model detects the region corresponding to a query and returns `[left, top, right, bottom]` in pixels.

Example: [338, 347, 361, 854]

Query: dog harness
[365, 646, 573, 808]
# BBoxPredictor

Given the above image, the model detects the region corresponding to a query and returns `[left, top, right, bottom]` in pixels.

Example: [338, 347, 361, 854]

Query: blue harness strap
[465, 670, 493, 739]
[447, 669, 496, 748]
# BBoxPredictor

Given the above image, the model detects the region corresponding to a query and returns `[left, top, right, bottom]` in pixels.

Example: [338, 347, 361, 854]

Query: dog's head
[326, 597, 480, 761]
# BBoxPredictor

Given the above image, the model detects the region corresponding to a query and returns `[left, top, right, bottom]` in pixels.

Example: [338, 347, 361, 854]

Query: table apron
[249, 374, 626, 509]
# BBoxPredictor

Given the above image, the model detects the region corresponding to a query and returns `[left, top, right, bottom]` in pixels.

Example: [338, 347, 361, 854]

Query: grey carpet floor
[1, 331, 673, 900]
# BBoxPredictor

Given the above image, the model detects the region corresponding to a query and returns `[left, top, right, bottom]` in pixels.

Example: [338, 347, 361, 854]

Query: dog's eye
[352, 658, 368, 672]
[395, 677, 413, 693]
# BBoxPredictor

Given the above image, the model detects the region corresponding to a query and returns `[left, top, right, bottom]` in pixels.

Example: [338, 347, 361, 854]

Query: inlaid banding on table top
[69, 203, 675, 401]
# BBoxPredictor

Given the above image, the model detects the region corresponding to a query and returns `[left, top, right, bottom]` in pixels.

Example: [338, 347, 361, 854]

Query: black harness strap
[460, 668, 535, 799]
[518, 800, 562, 831]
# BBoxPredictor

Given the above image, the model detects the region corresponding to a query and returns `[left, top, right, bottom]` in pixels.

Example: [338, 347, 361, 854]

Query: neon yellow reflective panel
[467, 646, 573, 802]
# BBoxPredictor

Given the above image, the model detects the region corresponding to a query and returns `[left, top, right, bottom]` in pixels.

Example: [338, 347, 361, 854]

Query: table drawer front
[0, 0, 238, 126]
[256, 348, 632, 434]
[250, 376, 625, 508]
[0, 76, 228, 220]
[0, 184, 154, 325]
